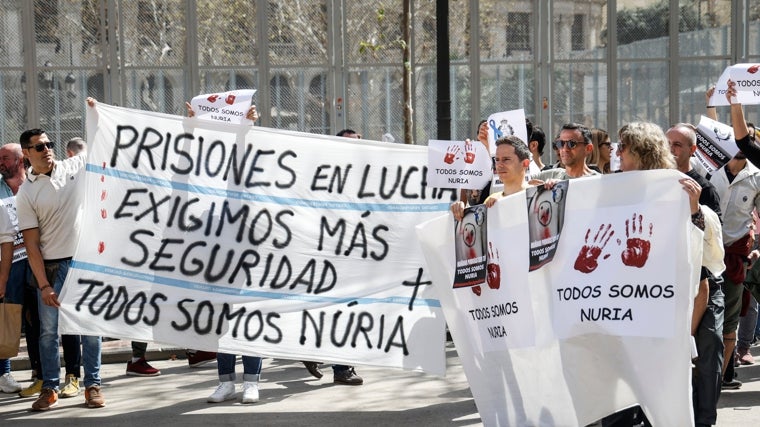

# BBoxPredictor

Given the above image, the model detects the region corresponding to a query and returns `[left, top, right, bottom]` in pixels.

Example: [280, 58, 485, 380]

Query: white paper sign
[58, 102, 455, 375]
[190, 89, 257, 124]
[693, 115, 737, 173]
[486, 109, 528, 156]
[426, 139, 492, 190]
[709, 63, 760, 106]
[1, 196, 26, 263]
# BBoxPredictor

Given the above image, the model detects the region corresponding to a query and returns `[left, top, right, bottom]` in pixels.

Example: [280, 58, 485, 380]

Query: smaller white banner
[694, 115, 736, 173]
[426, 139, 492, 190]
[190, 89, 257, 124]
[486, 109, 528, 156]
[709, 64, 760, 106]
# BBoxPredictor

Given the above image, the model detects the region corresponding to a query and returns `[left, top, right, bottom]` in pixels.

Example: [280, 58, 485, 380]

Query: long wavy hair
[618, 122, 676, 171]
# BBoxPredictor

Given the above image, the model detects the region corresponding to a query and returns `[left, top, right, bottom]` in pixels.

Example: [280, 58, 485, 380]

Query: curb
[10, 347, 185, 372]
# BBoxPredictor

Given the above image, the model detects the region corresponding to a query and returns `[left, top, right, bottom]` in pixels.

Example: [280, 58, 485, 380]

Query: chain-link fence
[1, 0, 758, 154]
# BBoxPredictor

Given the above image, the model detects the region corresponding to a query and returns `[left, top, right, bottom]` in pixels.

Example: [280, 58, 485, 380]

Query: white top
[0, 199, 16, 246]
[709, 160, 760, 245]
[16, 153, 86, 260]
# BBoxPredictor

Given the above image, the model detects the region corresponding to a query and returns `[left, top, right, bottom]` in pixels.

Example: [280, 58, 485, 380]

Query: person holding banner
[597, 121, 724, 427]
[301, 128, 365, 386]
[531, 123, 599, 183]
[450, 120, 492, 216]
[0, 143, 28, 395]
[667, 123, 726, 427]
[0, 196, 19, 393]
[16, 121, 106, 410]
[481, 135, 532, 209]
[707, 79, 760, 391]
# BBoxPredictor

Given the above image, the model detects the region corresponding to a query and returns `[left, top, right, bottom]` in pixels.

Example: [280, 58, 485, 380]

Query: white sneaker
[0, 373, 22, 393]
[207, 381, 236, 403]
[241, 381, 259, 404]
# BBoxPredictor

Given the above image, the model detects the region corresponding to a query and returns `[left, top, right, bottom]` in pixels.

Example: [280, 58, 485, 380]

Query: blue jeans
[738, 294, 758, 349]
[37, 259, 101, 390]
[216, 353, 261, 382]
[693, 280, 724, 426]
[0, 259, 29, 375]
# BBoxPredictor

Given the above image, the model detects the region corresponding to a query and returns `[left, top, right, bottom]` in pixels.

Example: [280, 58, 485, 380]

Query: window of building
[571, 14, 584, 51]
[506, 12, 531, 56]
[35, 0, 60, 47]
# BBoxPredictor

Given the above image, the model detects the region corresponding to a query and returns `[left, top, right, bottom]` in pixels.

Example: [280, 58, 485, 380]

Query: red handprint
[574, 223, 614, 274]
[464, 140, 476, 164]
[225, 93, 236, 104]
[486, 242, 501, 289]
[443, 145, 461, 164]
[471, 285, 482, 296]
[621, 213, 652, 268]
[207, 94, 220, 103]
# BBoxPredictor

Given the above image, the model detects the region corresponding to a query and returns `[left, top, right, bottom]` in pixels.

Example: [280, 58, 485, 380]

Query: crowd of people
[1, 81, 759, 424]
[449, 80, 760, 427]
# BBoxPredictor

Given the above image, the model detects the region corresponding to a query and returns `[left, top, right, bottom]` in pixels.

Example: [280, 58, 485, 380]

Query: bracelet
[691, 208, 705, 231]
[706, 105, 715, 109]
[39, 284, 52, 292]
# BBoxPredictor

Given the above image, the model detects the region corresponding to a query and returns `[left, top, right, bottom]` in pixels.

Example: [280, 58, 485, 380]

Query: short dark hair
[531, 126, 546, 155]
[525, 118, 534, 142]
[495, 135, 531, 161]
[337, 129, 360, 138]
[560, 123, 592, 144]
[20, 129, 46, 148]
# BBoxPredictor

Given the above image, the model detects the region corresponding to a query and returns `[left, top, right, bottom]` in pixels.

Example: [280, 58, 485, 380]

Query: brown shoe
[31, 388, 58, 411]
[333, 367, 363, 385]
[302, 361, 323, 379]
[85, 385, 106, 408]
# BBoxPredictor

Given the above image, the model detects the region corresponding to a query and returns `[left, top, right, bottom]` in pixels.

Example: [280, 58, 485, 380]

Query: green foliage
[602, 0, 702, 46]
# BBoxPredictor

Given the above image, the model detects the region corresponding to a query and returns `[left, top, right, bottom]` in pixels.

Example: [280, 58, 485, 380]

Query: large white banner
[417, 170, 698, 426]
[58, 103, 453, 375]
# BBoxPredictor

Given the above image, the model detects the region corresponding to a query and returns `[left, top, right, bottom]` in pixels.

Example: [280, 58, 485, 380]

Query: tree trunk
[402, 0, 413, 144]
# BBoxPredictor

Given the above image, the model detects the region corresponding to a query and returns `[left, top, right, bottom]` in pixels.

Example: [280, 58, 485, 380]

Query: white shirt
[16, 154, 86, 260]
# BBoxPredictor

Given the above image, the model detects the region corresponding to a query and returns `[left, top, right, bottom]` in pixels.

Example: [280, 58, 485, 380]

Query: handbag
[0, 300, 22, 358]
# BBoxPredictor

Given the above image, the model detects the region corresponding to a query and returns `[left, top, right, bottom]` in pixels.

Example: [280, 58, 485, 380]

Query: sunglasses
[26, 142, 54, 152]
[553, 139, 585, 150]
[599, 142, 612, 148]
[617, 142, 627, 152]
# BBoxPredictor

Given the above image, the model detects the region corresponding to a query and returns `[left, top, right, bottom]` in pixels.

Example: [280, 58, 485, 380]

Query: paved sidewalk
[1, 340, 759, 426]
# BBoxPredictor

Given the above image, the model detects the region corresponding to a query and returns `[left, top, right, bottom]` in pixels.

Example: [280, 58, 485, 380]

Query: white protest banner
[1, 196, 26, 263]
[709, 63, 760, 106]
[190, 89, 257, 124]
[486, 109, 528, 156]
[426, 139, 492, 190]
[694, 115, 737, 173]
[57, 102, 455, 375]
[417, 170, 697, 426]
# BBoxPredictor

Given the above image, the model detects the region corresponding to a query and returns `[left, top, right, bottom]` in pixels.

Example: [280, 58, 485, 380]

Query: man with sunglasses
[531, 123, 598, 184]
[16, 122, 106, 411]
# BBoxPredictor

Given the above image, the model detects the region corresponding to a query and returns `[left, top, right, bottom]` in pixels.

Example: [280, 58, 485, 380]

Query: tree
[358, 4, 414, 144]
[601, 0, 702, 46]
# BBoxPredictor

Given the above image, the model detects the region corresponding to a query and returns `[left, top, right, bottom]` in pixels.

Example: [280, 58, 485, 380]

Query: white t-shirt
[0, 199, 15, 246]
[16, 154, 86, 260]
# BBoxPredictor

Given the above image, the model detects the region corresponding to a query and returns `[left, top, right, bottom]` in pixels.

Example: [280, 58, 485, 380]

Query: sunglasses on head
[553, 139, 584, 150]
[27, 142, 54, 152]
